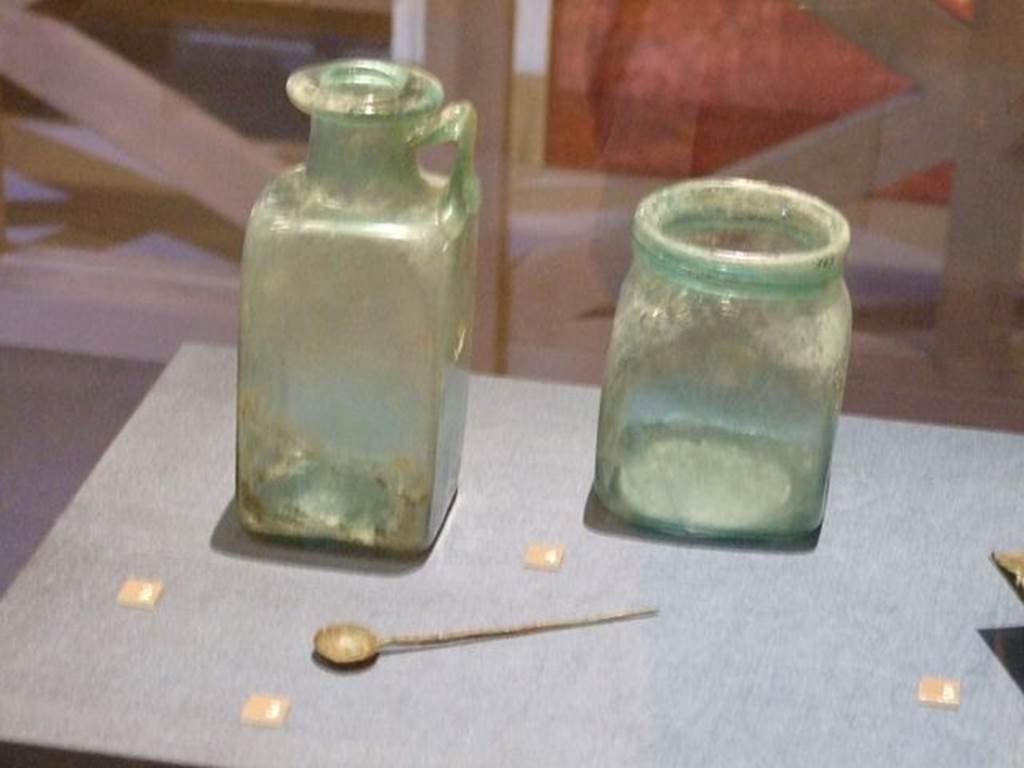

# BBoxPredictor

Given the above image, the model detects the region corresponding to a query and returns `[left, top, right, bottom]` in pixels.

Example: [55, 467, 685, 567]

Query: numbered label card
[241, 695, 290, 728]
[918, 677, 961, 709]
[523, 543, 565, 572]
[117, 579, 164, 610]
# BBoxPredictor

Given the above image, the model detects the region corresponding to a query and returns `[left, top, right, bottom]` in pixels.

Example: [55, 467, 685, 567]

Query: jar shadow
[582, 489, 821, 554]
[209, 496, 439, 575]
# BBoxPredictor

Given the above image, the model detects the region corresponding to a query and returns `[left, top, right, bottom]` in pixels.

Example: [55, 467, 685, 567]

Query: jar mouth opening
[634, 178, 850, 286]
[287, 59, 443, 119]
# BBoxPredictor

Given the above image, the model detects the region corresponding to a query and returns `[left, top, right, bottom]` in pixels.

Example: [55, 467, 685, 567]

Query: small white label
[116, 579, 164, 610]
[918, 676, 961, 709]
[523, 544, 565, 572]
[241, 695, 290, 727]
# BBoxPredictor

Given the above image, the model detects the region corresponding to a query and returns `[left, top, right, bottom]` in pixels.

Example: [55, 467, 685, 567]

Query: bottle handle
[411, 101, 480, 223]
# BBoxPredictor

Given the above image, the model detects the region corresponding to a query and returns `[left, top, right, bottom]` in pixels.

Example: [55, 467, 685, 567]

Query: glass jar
[236, 60, 478, 553]
[593, 178, 851, 541]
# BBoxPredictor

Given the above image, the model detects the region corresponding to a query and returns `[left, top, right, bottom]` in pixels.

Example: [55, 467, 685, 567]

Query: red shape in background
[545, 0, 956, 203]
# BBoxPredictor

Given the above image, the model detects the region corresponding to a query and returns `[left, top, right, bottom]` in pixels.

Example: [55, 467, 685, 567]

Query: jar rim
[287, 59, 443, 119]
[633, 178, 850, 288]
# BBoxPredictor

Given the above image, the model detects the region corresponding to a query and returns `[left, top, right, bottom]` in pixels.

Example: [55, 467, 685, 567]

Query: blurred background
[1, 0, 1023, 430]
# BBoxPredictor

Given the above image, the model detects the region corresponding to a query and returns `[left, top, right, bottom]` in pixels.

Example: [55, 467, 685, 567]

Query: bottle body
[236, 60, 477, 552]
[594, 179, 851, 541]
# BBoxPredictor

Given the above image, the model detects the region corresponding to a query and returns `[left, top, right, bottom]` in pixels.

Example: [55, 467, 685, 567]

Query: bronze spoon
[314, 607, 658, 667]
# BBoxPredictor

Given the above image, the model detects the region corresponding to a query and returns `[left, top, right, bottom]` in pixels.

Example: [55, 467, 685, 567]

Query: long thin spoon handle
[380, 607, 658, 649]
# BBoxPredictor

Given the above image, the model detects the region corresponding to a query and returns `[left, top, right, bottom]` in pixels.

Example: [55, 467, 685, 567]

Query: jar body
[236, 61, 477, 553]
[594, 211, 851, 540]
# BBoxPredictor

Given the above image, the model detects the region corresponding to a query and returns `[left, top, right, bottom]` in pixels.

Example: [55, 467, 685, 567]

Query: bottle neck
[304, 115, 420, 199]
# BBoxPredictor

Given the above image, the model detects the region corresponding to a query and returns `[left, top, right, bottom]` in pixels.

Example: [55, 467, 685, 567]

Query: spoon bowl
[315, 623, 381, 666]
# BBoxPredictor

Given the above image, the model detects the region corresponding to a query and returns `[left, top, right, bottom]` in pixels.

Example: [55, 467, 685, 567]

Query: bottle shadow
[582, 489, 821, 554]
[209, 497, 434, 576]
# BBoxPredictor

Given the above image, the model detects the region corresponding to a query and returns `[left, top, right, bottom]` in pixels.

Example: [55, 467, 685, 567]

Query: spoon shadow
[312, 651, 379, 673]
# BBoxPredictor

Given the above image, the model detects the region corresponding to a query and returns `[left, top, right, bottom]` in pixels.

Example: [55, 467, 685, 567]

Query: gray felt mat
[1, 344, 1022, 766]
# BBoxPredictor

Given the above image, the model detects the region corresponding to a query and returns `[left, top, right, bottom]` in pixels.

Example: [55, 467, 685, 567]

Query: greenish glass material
[594, 178, 851, 541]
[236, 60, 479, 553]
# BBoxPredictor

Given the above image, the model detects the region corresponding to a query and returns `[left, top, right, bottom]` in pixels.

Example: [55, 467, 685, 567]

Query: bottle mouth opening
[634, 178, 850, 287]
[287, 59, 443, 119]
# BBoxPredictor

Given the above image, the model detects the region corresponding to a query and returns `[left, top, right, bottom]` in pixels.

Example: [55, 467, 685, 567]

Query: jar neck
[632, 178, 850, 294]
[634, 240, 842, 298]
[305, 115, 420, 198]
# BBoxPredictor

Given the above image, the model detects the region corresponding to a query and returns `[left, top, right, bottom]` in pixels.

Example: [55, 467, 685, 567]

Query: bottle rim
[633, 178, 850, 288]
[287, 59, 443, 119]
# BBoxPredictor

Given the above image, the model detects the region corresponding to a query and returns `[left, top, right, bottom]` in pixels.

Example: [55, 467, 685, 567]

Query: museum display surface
[0, 345, 1021, 766]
